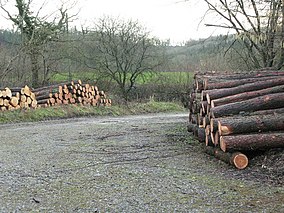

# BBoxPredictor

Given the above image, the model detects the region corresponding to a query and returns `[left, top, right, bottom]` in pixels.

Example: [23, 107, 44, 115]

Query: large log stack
[0, 80, 111, 111]
[188, 70, 284, 169]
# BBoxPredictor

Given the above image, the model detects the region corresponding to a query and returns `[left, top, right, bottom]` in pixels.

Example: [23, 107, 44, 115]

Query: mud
[0, 113, 283, 212]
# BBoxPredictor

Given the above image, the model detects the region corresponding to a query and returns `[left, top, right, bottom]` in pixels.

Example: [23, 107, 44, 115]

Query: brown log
[210, 93, 284, 118]
[214, 132, 220, 145]
[210, 118, 219, 133]
[205, 134, 214, 146]
[220, 132, 284, 152]
[204, 76, 280, 90]
[192, 125, 198, 137]
[205, 77, 284, 103]
[211, 84, 284, 107]
[187, 123, 195, 132]
[198, 127, 206, 143]
[204, 146, 249, 169]
[218, 114, 284, 136]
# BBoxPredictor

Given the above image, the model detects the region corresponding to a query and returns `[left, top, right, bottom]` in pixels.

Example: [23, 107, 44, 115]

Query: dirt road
[0, 113, 283, 212]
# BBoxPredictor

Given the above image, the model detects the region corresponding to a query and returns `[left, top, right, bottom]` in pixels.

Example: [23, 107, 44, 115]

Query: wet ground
[0, 113, 283, 212]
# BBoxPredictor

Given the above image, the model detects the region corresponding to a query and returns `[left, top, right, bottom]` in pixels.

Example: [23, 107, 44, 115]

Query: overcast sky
[0, 0, 228, 44]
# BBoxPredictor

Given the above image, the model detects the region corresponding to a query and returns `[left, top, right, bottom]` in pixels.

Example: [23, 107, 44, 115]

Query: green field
[52, 71, 194, 85]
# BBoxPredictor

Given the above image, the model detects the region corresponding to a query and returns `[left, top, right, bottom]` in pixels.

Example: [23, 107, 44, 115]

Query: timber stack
[34, 80, 111, 108]
[0, 80, 111, 111]
[0, 85, 37, 111]
[188, 70, 284, 169]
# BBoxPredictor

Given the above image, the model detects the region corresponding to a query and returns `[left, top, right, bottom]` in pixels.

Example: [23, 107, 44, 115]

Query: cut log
[204, 76, 280, 90]
[205, 77, 284, 103]
[187, 123, 195, 132]
[218, 114, 284, 136]
[204, 146, 249, 169]
[198, 127, 206, 143]
[211, 84, 284, 108]
[10, 97, 19, 107]
[220, 132, 284, 152]
[205, 134, 214, 146]
[210, 93, 284, 118]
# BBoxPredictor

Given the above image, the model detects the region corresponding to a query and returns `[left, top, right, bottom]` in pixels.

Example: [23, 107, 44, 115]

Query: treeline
[0, 28, 265, 102]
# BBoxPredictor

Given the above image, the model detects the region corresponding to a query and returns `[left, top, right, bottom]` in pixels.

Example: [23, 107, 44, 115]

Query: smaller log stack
[34, 80, 112, 108]
[188, 70, 284, 169]
[0, 85, 37, 111]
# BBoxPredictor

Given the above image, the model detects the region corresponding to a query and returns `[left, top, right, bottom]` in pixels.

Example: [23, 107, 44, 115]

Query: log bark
[210, 93, 284, 118]
[218, 114, 284, 136]
[198, 127, 206, 143]
[211, 85, 284, 107]
[205, 77, 284, 103]
[220, 132, 284, 152]
[204, 76, 280, 90]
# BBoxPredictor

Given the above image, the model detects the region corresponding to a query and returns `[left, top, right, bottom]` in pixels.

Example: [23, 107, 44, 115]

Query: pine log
[187, 123, 195, 132]
[220, 132, 284, 152]
[198, 127, 206, 143]
[4, 87, 12, 98]
[218, 114, 284, 136]
[210, 118, 219, 133]
[205, 134, 214, 146]
[210, 93, 284, 118]
[9, 97, 19, 107]
[214, 132, 220, 145]
[204, 146, 249, 169]
[250, 108, 284, 116]
[204, 76, 280, 90]
[211, 84, 284, 107]
[21, 85, 31, 97]
[205, 77, 284, 103]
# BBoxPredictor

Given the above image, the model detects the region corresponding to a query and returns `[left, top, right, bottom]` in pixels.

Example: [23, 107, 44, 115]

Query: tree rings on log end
[231, 153, 249, 170]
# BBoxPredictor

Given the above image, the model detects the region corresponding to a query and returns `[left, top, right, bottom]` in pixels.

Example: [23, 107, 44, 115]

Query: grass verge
[0, 100, 186, 124]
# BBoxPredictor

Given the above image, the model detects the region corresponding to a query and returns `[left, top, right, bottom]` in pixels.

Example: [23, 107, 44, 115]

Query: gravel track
[0, 113, 283, 212]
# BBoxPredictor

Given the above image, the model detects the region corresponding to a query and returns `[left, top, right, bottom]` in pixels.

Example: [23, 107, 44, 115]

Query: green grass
[0, 100, 186, 124]
[51, 71, 194, 85]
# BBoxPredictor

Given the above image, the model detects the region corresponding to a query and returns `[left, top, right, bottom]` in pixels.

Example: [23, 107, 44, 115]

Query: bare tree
[0, 0, 72, 87]
[83, 16, 163, 101]
[187, 0, 284, 69]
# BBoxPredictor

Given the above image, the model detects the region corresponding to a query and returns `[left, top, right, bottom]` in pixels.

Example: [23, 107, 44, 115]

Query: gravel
[0, 113, 283, 212]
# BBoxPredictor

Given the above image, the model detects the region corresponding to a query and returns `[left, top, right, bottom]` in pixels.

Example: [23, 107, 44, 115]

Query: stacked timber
[34, 80, 111, 108]
[0, 85, 37, 111]
[188, 70, 284, 169]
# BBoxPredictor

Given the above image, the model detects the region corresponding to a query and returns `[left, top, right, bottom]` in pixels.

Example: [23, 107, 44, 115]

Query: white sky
[0, 0, 229, 44]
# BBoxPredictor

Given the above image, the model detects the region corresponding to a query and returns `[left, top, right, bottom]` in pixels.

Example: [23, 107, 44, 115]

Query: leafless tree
[0, 0, 76, 87]
[83, 16, 163, 101]
[186, 0, 284, 69]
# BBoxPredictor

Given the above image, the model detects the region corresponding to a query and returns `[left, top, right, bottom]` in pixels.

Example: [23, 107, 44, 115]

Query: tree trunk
[211, 84, 284, 108]
[210, 93, 284, 118]
[220, 132, 284, 152]
[205, 77, 284, 103]
[218, 114, 284, 136]
[30, 52, 40, 88]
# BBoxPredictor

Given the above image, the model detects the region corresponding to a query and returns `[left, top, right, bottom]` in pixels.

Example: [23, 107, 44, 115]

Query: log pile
[0, 85, 37, 111]
[34, 80, 111, 108]
[0, 80, 111, 111]
[188, 70, 284, 169]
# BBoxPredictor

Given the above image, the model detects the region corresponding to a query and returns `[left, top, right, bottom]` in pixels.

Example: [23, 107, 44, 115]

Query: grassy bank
[0, 100, 186, 124]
